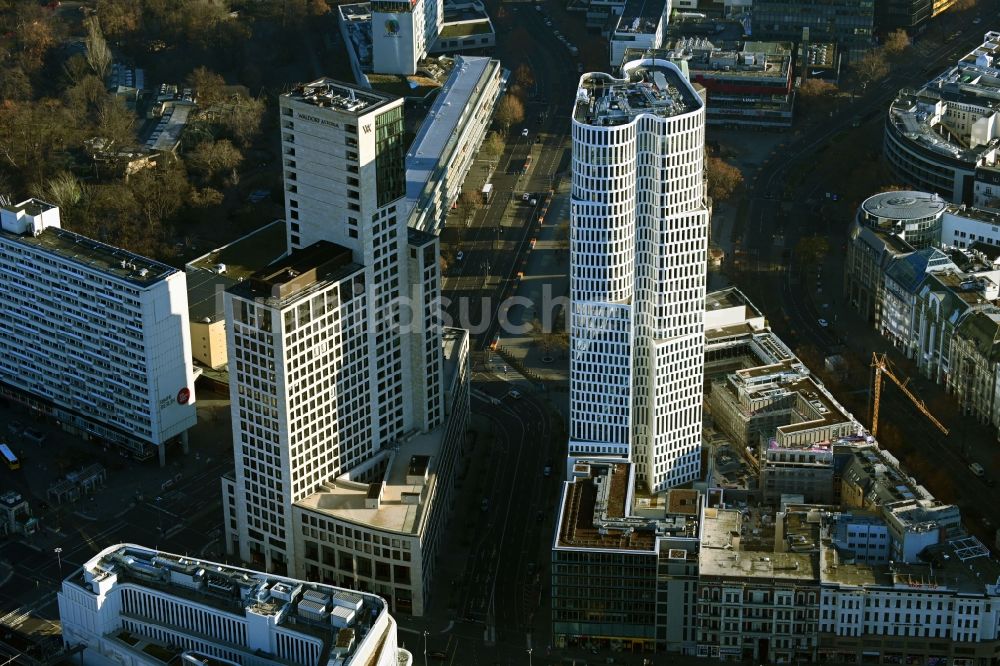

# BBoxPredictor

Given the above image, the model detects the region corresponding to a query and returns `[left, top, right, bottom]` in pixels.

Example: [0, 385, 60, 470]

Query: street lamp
[54, 547, 63, 576]
[422, 630, 428, 666]
[527, 648, 533, 666]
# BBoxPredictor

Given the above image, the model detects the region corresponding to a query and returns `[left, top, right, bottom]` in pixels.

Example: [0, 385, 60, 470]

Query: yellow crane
[870, 353, 949, 438]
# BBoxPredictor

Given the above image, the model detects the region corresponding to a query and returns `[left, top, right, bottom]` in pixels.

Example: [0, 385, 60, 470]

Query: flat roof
[405, 56, 498, 215]
[706, 287, 757, 312]
[71, 544, 388, 666]
[284, 77, 397, 115]
[555, 461, 700, 553]
[861, 191, 947, 221]
[148, 102, 192, 152]
[230, 241, 361, 305]
[575, 59, 702, 126]
[888, 33, 1000, 166]
[186, 220, 288, 323]
[1, 221, 176, 287]
[295, 429, 443, 535]
[295, 328, 467, 535]
[614, 0, 666, 35]
[699, 507, 819, 582]
[822, 536, 1000, 594]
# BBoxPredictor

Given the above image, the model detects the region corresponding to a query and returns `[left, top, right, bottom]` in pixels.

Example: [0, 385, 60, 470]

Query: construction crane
[870, 353, 949, 438]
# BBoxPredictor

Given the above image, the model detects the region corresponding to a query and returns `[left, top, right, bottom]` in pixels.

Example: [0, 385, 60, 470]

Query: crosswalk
[0, 591, 56, 630]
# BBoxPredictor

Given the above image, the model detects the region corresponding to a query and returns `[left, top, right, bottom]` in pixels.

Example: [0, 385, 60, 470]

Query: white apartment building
[371, 0, 443, 75]
[569, 58, 709, 492]
[404, 55, 506, 234]
[58, 543, 410, 666]
[0, 199, 196, 466]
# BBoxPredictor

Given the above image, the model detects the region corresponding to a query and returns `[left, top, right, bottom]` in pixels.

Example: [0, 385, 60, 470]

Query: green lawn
[439, 21, 492, 38]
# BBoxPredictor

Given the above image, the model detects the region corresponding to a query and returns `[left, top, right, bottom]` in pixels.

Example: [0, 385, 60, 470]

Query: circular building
[858, 190, 947, 248]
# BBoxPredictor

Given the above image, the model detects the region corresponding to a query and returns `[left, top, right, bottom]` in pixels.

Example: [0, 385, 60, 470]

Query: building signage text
[296, 112, 341, 128]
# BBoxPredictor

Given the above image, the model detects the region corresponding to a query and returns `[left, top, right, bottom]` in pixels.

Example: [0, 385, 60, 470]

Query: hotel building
[224, 79, 468, 617]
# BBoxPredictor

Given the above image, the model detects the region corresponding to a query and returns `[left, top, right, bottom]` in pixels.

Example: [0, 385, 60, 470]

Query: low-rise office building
[750, 0, 873, 61]
[884, 31, 1000, 204]
[678, 40, 794, 129]
[609, 0, 668, 70]
[404, 55, 505, 234]
[552, 460, 702, 654]
[58, 543, 411, 666]
[430, 0, 496, 54]
[0, 199, 196, 465]
[184, 220, 288, 371]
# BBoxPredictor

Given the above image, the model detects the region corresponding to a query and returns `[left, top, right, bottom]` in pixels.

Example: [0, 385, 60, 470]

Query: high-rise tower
[226, 80, 447, 575]
[568, 58, 708, 492]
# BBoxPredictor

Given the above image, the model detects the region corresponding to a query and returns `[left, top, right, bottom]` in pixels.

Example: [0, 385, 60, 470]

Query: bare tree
[85, 16, 113, 80]
[186, 66, 227, 108]
[481, 131, 506, 160]
[705, 155, 744, 201]
[852, 49, 889, 87]
[186, 139, 243, 183]
[883, 29, 910, 56]
[494, 94, 525, 134]
[36, 171, 84, 211]
[456, 189, 479, 223]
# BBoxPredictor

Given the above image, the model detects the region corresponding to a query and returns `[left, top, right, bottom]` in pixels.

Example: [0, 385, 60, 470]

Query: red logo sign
[177, 387, 191, 405]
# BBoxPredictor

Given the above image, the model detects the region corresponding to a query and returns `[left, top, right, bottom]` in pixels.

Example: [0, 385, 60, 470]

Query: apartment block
[58, 543, 410, 666]
[696, 506, 821, 663]
[0, 199, 196, 466]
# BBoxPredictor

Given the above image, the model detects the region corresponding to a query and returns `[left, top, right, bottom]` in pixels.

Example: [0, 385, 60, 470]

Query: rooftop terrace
[555, 461, 700, 552]
[614, 0, 666, 36]
[285, 77, 397, 114]
[71, 544, 390, 666]
[574, 59, 701, 127]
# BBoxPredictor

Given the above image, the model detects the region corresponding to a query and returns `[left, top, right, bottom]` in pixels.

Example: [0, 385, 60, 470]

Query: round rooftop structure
[858, 190, 947, 249]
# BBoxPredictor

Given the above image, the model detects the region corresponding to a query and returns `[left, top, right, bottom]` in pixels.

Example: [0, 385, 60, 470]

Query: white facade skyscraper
[569, 59, 708, 492]
[280, 80, 417, 449]
[225, 80, 469, 617]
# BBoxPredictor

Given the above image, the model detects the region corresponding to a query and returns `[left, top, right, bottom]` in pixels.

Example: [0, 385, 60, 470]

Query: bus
[0, 444, 19, 470]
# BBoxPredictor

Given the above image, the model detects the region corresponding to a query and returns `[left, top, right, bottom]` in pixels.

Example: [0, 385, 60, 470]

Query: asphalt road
[441, 2, 575, 353]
